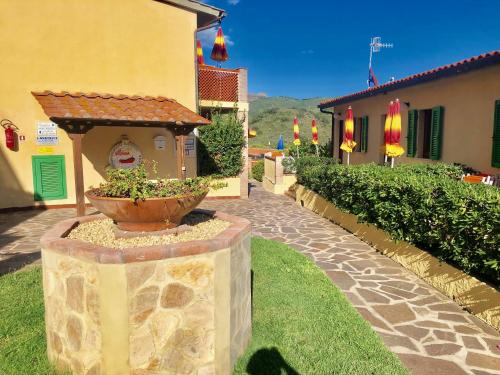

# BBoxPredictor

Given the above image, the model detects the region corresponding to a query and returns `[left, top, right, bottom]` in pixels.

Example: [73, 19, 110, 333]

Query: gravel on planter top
[66, 213, 231, 249]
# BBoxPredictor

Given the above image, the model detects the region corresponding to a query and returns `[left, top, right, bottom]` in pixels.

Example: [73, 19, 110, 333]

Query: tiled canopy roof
[32, 91, 210, 126]
[199, 65, 239, 102]
[319, 50, 500, 108]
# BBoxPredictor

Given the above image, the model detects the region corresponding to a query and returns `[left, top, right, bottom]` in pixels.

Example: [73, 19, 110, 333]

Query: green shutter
[492, 100, 500, 167]
[361, 116, 369, 152]
[407, 110, 418, 157]
[429, 106, 444, 160]
[32, 155, 67, 201]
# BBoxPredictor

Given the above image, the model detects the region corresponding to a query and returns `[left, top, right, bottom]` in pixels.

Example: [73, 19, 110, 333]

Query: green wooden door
[32, 155, 67, 201]
[492, 100, 500, 168]
[361, 116, 369, 152]
[407, 110, 418, 157]
[429, 106, 444, 160]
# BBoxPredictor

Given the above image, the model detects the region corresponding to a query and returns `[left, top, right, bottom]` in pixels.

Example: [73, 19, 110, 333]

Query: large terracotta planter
[85, 189, 208, 231]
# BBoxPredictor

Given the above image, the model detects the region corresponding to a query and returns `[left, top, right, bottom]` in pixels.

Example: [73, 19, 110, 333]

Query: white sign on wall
[36, 122, 58, 146]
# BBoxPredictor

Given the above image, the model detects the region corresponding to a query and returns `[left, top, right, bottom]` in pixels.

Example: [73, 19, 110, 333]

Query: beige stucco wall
[263, 156, 296, 195]
[0, 0, 199, 209]
[331, 65, 500, 174]
[207, 177, 241, 198]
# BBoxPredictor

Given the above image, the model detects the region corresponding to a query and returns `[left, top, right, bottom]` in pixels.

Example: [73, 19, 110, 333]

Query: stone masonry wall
[230, 234, 252, 367]
[41, 212, 252, 375]
[42, 251, 101, 375]
[126, 254, 217, 374]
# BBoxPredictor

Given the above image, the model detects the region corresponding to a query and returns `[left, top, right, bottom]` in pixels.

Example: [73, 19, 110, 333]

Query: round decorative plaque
[109, 140, 143, 169]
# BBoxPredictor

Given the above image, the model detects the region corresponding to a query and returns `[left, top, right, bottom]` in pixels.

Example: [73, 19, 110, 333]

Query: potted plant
[85, 162, 224, 232]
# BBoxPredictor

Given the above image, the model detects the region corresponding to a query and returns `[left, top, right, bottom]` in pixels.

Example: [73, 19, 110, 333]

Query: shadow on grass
[0, 252, 41, 276]
[246, 347, 300, 375]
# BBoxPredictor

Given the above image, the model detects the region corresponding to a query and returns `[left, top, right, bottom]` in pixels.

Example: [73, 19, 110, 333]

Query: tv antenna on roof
[368, 37, 393, 88]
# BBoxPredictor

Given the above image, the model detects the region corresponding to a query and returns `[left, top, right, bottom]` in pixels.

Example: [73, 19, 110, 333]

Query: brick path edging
[294, 185, 500, 332]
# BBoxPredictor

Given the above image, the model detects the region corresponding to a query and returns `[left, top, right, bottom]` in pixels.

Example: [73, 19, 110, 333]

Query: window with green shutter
[32, 155, 67, 201]
[407, 110, 418, 157]
[429, 106, 444, 160]
[492, 100, 500, 167]
[360, 116, 369, 152]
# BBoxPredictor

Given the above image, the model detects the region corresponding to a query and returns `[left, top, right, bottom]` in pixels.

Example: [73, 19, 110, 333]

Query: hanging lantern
[311, 118, 319, 145]
[293, 117, 301, 146]
[211, 27, 229, 63]
[196, 40, 205, 65]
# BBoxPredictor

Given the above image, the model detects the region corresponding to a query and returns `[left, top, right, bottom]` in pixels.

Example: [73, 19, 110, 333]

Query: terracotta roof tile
[199, 65, 239, 102]
[320, 50, 500, 108]
[32, 91, 210, 126]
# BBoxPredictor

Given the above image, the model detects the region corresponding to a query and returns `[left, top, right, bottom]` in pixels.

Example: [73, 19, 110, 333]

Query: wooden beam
[175, 133, 186, 180]
[69, 133, 86, 217]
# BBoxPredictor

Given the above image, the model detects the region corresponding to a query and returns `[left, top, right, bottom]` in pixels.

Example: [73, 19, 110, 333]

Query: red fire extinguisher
[1, 119, 18, 151]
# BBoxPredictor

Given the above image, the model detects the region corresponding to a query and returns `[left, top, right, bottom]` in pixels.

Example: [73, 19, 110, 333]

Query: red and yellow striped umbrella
[386, 99, 405, 157]
[211, 27, 229, 62]
[381, 101, 394, 155]
[293, 117, 301, 146]
[197, 40, 205, 65]
[311, 118, 319, 145]
[340, 106, 356, 153]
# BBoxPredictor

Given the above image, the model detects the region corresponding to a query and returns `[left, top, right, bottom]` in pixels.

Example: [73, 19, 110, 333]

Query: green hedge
[198, 110, 245, 177]
[287, 138, 332, 158]
[296, 157, 500, 284]
[251, 160, 264, 182]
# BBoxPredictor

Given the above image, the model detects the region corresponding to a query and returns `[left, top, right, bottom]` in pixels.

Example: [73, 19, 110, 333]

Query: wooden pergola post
[60, 122, 93, 217]
[175, 126, 193, 180]
[69, 133, 86, 216]
[175, 133, 186, 180]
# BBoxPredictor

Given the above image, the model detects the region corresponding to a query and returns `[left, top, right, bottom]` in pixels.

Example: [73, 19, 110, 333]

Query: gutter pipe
[320, 107, 335, 157]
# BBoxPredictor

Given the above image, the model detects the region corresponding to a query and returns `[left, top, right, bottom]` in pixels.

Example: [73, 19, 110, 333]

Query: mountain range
[248, 96, 332, 148]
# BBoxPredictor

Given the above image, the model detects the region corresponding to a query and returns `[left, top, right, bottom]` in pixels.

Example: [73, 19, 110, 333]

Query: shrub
[198, 110, 246, 177]
[251, 160, 264, 182]
[93, 162, 224, 202]
[296, 160, 500, 284]
[287, 138, 332, 158]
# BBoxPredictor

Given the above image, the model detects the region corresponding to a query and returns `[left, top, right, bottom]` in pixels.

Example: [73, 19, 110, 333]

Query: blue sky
[199, 0, 500, 99]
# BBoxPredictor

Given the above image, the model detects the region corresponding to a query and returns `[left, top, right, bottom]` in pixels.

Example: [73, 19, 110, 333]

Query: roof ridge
[31, 91, 176, 103]
[320, 49, 500, 108]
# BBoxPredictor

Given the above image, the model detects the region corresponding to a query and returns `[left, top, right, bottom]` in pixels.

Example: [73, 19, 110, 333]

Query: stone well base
[40, 211, 252, 375]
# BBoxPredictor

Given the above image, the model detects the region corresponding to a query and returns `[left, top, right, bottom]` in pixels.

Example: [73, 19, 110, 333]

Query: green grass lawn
[234, 237, 408, 374]
[0, 266, 60, 374]
[0, 238, 408, 375]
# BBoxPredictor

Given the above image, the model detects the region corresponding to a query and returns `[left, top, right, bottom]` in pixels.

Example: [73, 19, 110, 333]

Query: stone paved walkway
[1, 184, 499, 374]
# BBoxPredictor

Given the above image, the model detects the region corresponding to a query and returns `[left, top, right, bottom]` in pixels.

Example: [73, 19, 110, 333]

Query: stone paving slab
[0, 184, 499, 374]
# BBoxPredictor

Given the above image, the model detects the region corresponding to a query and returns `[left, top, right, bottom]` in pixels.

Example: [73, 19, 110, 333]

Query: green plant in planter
[198, 109, 246, 177]
[92, 162, 225, 202]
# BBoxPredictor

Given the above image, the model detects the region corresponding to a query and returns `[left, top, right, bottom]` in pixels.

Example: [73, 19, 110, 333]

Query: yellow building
[319, 51, 500, 175]
[0, 0, 234, 212]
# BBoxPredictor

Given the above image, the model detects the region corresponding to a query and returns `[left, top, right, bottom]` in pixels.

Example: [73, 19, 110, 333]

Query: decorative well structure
[40, 211, 252, 375]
